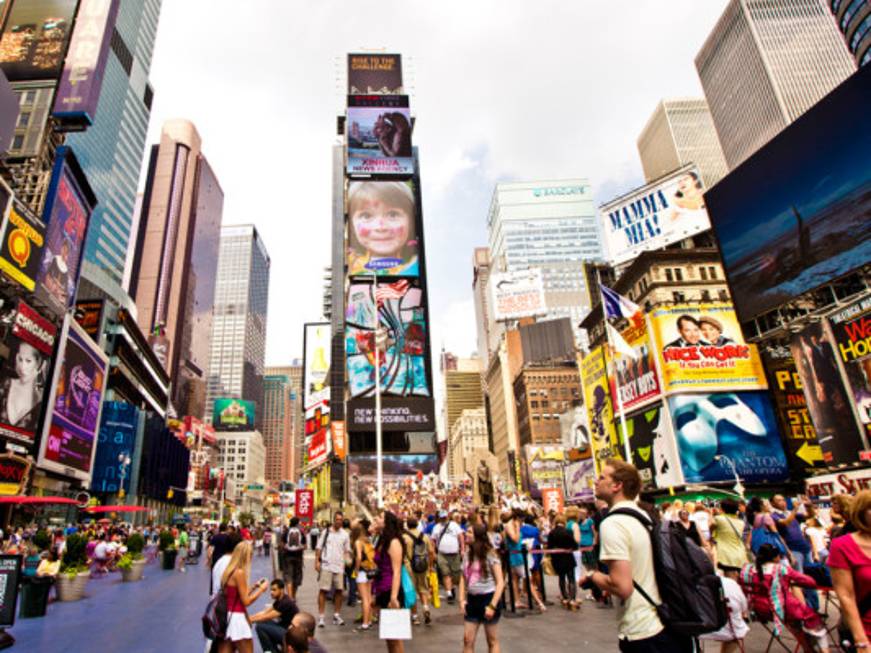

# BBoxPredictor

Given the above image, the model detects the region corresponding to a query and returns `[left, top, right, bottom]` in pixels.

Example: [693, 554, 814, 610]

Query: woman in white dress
[218, 541, 269, 653]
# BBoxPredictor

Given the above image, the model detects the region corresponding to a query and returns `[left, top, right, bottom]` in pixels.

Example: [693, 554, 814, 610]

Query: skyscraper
[487, 180, 602, 336]
[129, 120, 223, 419]
[68, 0, 162, 288]
[636, 98, 729, 189]
[444, 356, 484, 436]
[829, 0, 871, 67]
[206, 224, 271, 428]
[263, 363, 304, 484]
[696, 0, 856, 170]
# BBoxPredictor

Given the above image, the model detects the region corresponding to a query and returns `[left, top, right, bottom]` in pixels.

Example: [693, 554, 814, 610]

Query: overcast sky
[146, 0, 729, 366]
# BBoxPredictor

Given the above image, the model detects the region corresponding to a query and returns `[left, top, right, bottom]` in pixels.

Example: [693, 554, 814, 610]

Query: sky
[145, 0, 730, 367]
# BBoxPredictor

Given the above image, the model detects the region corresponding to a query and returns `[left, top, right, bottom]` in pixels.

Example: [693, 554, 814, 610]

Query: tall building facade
[68, 0, 162, 288]
[129, 120, 223, 419]
[696, 0, 856, 170]
[448, 407, 488, 480]
[262, 373, 292, 484]
[487, 180, 602, 336]
[472, 247, 498, 365]
[636, 98, 729, 189]
[444, 357, 484, 434]
[830, 0, 871, 66]
[206, 225, 271, 428]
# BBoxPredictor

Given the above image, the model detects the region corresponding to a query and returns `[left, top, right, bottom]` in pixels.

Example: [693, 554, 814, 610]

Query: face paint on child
[351, 197, 411, 258]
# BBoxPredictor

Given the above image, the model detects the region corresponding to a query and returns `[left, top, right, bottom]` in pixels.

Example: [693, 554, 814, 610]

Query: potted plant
[56, 534, 90, 602]
[159, 529, 177, 570]
[32, 529, 51, 552]
[118, 533, 146, 582]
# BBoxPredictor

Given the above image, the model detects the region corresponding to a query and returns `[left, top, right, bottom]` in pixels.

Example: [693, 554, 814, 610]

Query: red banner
[331, 421, 346, 460]
[295, 489, 314, 525]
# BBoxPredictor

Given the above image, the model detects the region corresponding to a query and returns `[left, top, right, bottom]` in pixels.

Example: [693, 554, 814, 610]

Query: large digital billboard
[346, 396, 434, 433]
[38, 318, 108, 481]
[0, 197, 46, 292]
[302, 322, 330, 410]
[580, 347, 621, 473]
[345, 280, 429, 398]
[348, 453, 438, 514]
[668, 391, 789, 485]
[347, 53, 403, 95]
[600, 164, 711, 266]
[90, 400, 138, 495]
[706, 65, 871, 322]
[608, 318, 660, 411]
[489, 268, 547, 321]
[347, 95, 413, 176]
[621, 403, 682, 490]
[212, 398, 255, 431]
[0, 0, 77, 81]
[346, 181, 419, 277]
[649, 302, 768, 393]
[827, 294, 871, 443]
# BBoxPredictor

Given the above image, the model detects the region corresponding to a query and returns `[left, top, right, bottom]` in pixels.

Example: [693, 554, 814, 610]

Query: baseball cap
[438, 510, 448, 518]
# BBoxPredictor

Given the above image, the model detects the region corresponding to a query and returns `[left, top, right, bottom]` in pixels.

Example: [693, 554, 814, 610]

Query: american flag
[374, 280, 410, 306]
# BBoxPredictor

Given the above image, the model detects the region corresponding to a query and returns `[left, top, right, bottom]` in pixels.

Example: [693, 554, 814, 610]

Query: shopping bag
[429, 571, 440, 608]
[542, 555, 556, 576]
[400, 566, 417, 609]
[379, 608, 412, 640]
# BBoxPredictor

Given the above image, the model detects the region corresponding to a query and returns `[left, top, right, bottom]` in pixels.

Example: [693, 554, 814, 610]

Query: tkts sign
[295, 489, 314, 525]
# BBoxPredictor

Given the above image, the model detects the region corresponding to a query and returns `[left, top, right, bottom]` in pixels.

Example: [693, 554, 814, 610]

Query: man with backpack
[284, 517, 306, 599]
[403, 517, 435, 625]
[431, 510, 464, 604]
[589, 459, 694, 652]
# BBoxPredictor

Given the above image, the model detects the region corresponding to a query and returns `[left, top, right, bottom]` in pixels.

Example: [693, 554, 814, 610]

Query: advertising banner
[346, 397, 435, 432]
[306, 424, 329, 469]
[559, 405, 592, 454]
[621, 403, 682, 490]
[348, 53, 403, 95]
[38, 318, 109, 481]
[52, 0, 120, 127]
[828, 294, 871, 443]
[348, 453, 439, 513]
[489, 268, 547, 321]
[601, 164, 711, 266]
[760, 346, 826, 472]
[649, 302, 768, 393]
[580, 347, 621, 474]
[212, 398, 255, 431]
[608, 318, 660, 411]
[90, 401, 137, 495]
[523, 445, 566, 500]
[330, 421, 346, 460]
[806, 469, 871, 500]
[302, 322, 331, 409]
[0, 454, 31, 496]
[35, 148, 95, 316]
[345, 280, 429, 398]
[347, 95, 413, 176]
[295, 489, 314, 525]
[563, 459, 595, 503]
[0, 300, 57, 447]
[0, 198, 47, 292]
[668, 391, 789, 484]
[541, 487, 565, 514]
[790, 321, 864, 464]
[705, 64, 871, 322]
[0, 0, 78, 81]
[74, 299, 105, 339]
[346, 180, 419, 277]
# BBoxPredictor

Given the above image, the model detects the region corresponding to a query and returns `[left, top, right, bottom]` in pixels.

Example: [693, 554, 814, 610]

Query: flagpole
[597, 272, 633, 464]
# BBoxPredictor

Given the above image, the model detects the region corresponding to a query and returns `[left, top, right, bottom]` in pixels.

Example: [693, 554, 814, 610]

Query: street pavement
[9, 548, 841, 651]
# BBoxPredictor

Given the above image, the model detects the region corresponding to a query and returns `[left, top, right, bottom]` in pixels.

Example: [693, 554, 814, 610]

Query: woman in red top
[829, 489, 871, 649]
[219, 541, 269, 653]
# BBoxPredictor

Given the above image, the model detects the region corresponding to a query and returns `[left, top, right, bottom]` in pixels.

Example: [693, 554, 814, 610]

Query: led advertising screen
[347, 397, 435, 433]
[212, 398, 255, 431]
[38, 318, 108, 481]
[0, 0, 77, 81]
[607, 318, 660, 411]
[705, 65, 871, 322]
[347, 181, 419, 277]
[34, 148, 95, 317]
[347, 95, 413, 176]
[621, 403, 682, 490]
[827, 294, 871, 443]
[89, 400, 137, 495]
[668, 391, 788, 485]
[345, 280, 429, 398]
[0, 300, 57, 447]
[600, 164, 711, 266]
[790, 321, 864, 465]
[489, 268, 547, 321]
[649, 302, 768, 393]
[0, 197, 47, 292]
[347, 53, 403, 95]
[348, 453, 438, 514]
[302, 322, 330, 410]
[580, 347, 621, 474]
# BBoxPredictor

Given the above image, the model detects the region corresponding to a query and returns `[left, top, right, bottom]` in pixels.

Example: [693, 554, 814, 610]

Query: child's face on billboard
[351, 197, 411, 257]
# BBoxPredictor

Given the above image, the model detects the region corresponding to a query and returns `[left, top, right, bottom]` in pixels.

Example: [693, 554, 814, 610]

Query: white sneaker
[333, 614, 345, 626]
[318, 616, 325, 628]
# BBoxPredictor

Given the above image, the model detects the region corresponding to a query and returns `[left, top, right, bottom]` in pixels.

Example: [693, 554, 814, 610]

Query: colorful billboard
[348, 53, 403, 95]
[302, 322, 331, 409]
[563, 459, 595, 503]
[346, 181, 419, 277]
[790, 321, 864, 464]
[705, 64, 871, 322]
[608, 318, 660, 411]
[34, 147, 95, 316]
[346, 396, 435, 432]
[295, 488, 314, 525]
[345, 280, 429, 398]
[74, 299, 105, 339]
[649, 302, 768, 393]
[827, 294, 871, 444]
[306, 424, 329, 469]
[668, 391, 789, 484]
[621, 403, 682, 490]
[52, 0, 119, 128]
[38, 318, 109, 481]
[489, 268, 547, 321]
[0, 197, 47, 292]
[601, 164, 711, 266]
[580, 347, 621, 474]
[212, 398, 255, 431]
[346, 95, 413, 176]
[0, 300, 57, 447]
[90, 401, 138, 495]
[524, 445, 566, 500]
[348, 453, 439, 513]
[0, 0, 77, 81]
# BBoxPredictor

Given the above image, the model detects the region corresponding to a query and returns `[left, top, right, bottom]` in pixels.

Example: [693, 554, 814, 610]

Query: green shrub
[61, 533, 88, 576]
[116, 553, 134, 570]
[32, 529, 51, 551]
[126, 533, 145, 558]
[158, 530, 175, 552]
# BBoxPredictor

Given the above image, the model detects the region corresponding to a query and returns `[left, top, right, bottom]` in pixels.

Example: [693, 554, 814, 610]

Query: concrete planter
[120, 558, 146, 582]
[161, 549, 178, 570]
[56, 571, 90, 602]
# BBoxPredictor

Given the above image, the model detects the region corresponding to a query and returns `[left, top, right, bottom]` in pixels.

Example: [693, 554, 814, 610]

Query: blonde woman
[219, 541, 269, 653]
[352, 520, 376, 631]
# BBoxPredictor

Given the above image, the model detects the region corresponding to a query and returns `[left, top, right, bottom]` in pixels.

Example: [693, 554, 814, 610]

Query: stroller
[185, 534, 202, 565]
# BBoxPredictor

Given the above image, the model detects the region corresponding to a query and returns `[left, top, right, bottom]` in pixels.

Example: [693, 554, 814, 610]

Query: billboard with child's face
[346, 181, 419, 277]
[346, 95, 413, 176]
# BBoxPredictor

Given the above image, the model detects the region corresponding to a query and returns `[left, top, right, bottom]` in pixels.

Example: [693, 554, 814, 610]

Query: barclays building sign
[532, 186, 587, 198]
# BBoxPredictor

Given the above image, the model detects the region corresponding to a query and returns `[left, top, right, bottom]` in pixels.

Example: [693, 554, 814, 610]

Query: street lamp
[714, 454, 745, 499]
[118, 452, 131, 502]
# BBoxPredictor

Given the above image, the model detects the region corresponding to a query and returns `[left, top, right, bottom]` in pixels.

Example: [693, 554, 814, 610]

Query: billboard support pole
[372, 275, 384, 510]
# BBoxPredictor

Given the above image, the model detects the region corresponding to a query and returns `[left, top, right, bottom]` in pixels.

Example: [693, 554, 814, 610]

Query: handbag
[400, 565, 417, 609]
[750, 526, 788, 557]
[542, 555, 556, 576]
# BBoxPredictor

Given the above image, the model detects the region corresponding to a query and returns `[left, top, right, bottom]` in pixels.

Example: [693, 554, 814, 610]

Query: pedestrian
[218, 540, 270, 653]
[828, 489, 871, 649]
[771, 494, 819, 612]
[351, 520, 376, 631]
[209, 523, 231, 593]
[676, 509, 702, 547]
[284, 611, 329, 653]
[829, 493, 855, 539]
[459, 523, 505, 653]
[589, 459, 693, 652]
[178, 525, 189, 572]
[547, 514, 579, 610]
[805, 517, 828, 564]
[711, 499, 748, 574]
[263, 527, 272, 557]
[251, 578, 299, 653]
[372, 511, 406, 653]
[520, 514, 547, 612]
[284, 517, 306, 600]
[431, 510, 463, 604]
[344, 518, 358, 608]
[403, 516, 434, 625]
[699, 573, 749, 653]
[503, 510, 526, 609]
[315, 511, 350, 628]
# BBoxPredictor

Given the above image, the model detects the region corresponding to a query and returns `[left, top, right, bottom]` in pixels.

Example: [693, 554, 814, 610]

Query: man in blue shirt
[772, 494, 818, 611]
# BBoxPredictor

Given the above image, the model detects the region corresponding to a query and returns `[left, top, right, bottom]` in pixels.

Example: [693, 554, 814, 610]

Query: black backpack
[408, 532, 429, 574]
[202, 588, 229, 640]
[604, 507, 727, 637]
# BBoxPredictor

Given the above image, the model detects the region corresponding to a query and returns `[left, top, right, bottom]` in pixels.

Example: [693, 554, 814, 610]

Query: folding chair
[750, 610, 815, 653]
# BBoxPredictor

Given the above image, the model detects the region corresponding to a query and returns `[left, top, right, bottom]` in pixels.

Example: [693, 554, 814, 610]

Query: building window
[673, 291, 686, 302]
[718, 289, 729, 301]
[709, 267, 717, 279]
[701, 289, 711, 302]
[665, 269, 673, 282]
[674, 268, 684, 282]
[17, 112, 30, 127]
[11, 134, 24, 150]
[700, 267, 708, 280]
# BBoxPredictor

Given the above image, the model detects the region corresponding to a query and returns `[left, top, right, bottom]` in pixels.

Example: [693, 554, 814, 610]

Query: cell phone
[258, 577, 268, 586]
